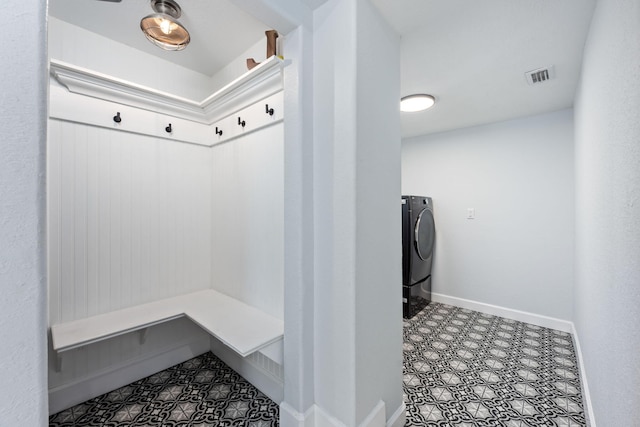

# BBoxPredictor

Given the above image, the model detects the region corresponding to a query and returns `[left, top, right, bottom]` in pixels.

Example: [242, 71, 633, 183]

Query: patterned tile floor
[403, 298, 586, 427]
[49, 352, 279, 427]
[50, 300, 586, 427]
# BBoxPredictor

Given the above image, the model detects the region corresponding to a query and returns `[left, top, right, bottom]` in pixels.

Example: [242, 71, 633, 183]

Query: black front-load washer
[402, 195, 435, 318]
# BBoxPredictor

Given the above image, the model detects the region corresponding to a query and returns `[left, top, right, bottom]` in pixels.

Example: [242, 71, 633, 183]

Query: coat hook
[238, 117, 246, 128]
[265, 104, 274, 116]
[113, 112, 121, 123]
[215, 127, 223, 136]
[165, 123, 172, 133]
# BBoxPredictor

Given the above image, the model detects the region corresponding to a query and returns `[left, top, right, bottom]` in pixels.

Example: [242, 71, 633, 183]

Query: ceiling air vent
[525, 66, 555, 85]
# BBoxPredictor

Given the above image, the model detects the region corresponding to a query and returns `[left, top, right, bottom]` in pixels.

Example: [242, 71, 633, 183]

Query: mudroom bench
[50, 289, 284, 371]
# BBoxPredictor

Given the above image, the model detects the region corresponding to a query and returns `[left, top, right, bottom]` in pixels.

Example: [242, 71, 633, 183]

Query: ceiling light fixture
[140, 0, 190, 51]
[401, 94, 436, 112]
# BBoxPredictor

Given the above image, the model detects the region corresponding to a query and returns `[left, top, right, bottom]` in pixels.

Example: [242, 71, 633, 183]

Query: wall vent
[525, 66, 555, 85]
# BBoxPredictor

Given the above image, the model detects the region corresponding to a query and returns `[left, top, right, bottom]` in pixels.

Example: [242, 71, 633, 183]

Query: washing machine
[402, 195, 435, 318]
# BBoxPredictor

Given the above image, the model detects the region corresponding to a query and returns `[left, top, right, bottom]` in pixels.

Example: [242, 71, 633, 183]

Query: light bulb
[160, 18, 172, 35]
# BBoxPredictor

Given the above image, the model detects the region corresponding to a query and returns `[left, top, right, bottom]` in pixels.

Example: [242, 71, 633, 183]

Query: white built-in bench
[51, 289, 284, 371]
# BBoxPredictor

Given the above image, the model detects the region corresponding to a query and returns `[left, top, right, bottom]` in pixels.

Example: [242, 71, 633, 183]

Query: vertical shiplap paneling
[48, 117, 213, 390]
[48, 120, 213, 324]
[109, 130, 123, 310]
[210, 123, 284, 319]
[120, 130, 133, 311]
[86, 123, 100, 317]
[97, 125, 112, 314]
[59, 122, 76, 323]
[47, 120, 62, 325]
[73, 124, 88, 320]
[132, 134, 148, 305]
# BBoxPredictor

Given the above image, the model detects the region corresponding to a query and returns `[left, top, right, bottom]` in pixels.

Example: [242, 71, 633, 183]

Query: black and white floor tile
[403, 298, 585, 427]
[49, 352, 279, 427]
[50, 300, 586, 427]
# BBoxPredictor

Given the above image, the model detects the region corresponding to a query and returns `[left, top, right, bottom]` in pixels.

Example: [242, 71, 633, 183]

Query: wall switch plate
[467, 208, 475, 219]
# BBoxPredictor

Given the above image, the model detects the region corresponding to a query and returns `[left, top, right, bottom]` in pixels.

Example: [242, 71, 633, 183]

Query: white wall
[210, 123, 284, 319]
[280, 21, 317, 424]
[574, 0, 640, 424]
[1, 0, 48, 424]
[208, 38, 266, 93]
[313, 0, 403, 425]
[354, 0, 403, 423]
[313, 1, 358, 419]
[49, 17, 212, 100]
[47, 121, 213, 320]
[47, 118, 213, 404]
[402, 109, 575, 320]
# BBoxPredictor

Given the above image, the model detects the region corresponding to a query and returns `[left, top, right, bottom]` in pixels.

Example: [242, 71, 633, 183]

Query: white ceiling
[371, 0, 597, 137]
[49, 0, 597, 139]
[48, 0, 270, 77]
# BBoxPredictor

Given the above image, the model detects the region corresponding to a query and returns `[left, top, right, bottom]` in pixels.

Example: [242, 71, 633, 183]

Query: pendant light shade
[140, 0, 190, 51]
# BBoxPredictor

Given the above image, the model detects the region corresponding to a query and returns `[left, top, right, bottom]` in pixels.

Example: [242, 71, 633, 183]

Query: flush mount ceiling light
[400, 94, 436, 112]
[140, 0, 190, 51]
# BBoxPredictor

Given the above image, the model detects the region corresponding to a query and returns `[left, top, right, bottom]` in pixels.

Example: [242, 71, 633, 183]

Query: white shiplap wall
[210, 123, 284, 320]
[46, 72, 285, 408]
[48, 120, 213, 324]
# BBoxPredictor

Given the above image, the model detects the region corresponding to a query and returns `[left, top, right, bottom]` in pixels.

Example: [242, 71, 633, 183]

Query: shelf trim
[50, 56, 288, 124]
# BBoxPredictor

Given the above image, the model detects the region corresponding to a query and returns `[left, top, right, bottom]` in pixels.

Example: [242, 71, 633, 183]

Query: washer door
[414, 208, 435, 260]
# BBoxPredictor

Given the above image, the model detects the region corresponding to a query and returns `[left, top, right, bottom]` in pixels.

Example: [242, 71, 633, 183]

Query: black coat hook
[215, 127, 223, 136]
[238, 117, 246, 128]
[265, 104, 274, 116]
[113, 112, 121, 123]
[165, 123, 172, 133]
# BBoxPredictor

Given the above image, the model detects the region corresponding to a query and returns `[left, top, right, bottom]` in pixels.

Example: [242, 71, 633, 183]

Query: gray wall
[574, 0, 640, 425]
[402, 109, 575, 320]
[0, 0, 48, 424]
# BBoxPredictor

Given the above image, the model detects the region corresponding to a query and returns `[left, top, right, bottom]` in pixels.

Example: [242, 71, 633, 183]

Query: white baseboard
[280, 402, 316, 427]
[571, 324, 596, 427]
[210, 337, 284, 404]
[314, 404, 348, 427]
[426, 291, 573, 332]
[386, 402, 406, 427]
[48, 338, 210, 414]
[281, 401, 403, 427]
[358, 400, 385, 427]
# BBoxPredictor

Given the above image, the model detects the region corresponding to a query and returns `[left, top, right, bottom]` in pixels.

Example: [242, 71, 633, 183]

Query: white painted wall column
[313, 0, 403, 425]
[0, 0, 48, 424]
[281, 24, 318, 424]
[574, 0, 640, 424]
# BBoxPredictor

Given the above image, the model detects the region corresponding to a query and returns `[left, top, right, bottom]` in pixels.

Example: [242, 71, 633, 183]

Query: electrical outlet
[467, 208, 475, 219]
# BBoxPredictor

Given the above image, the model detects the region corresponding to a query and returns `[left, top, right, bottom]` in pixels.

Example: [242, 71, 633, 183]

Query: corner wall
[402, 109, 575, 321]
[0, 0, 48, 424]
[574, 0, 640, 424]
[313, 0, 403, 424]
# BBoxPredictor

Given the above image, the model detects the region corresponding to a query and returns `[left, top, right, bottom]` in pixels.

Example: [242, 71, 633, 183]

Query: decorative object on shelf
[246, 30, 279, 70]
[265, 104, 274, 116]
[215, 127, 223, 136]
[165, 123, 172, 133]
[113, 112, 122, 123]
[140, 0, 190, 51]
[238, 117, 246, 128]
